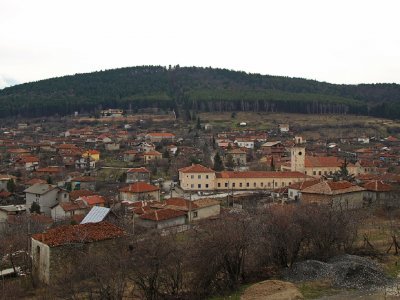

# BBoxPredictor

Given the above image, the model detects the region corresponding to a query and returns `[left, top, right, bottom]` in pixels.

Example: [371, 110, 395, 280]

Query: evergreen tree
[6, 179, 16, 193]
[213, 153, 224, 171]
[196, 117, 201, 130]
[30, 202, 41, 214]
[225, 154, 235, 170]
[270, 156, 275, 171]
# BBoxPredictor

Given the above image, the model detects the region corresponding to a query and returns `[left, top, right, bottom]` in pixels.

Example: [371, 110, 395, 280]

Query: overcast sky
[1, 0, 400, 89]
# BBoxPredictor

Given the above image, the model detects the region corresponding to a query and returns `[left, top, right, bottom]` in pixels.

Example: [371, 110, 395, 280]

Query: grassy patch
[297, 280, 340, 299]
[208, 284, 251, 300]
[383, 257, 400, 278]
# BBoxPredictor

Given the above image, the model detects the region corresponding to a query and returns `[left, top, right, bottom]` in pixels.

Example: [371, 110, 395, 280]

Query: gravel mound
[284, 254, 391, 290]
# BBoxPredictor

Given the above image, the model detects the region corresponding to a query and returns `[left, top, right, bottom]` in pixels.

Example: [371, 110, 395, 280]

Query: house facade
[178, 164, 216, 191]
[24, 184, 61, 216]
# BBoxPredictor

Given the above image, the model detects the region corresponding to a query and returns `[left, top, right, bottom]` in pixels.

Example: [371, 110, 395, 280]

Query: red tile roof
[146, 132, 175, 138]
[363, 180, 393, 192]
[304, 156, 343, 168]
[35, 167, 63, 173]
[288, 179, 321, 190]
[165, 197, 199, 210]
[216, 171, 312, 179]
[143, 150, 162, 156]
[179, 164, 214, 173]
[301, 180, 365, 195]
[119, 182, 160, 193]
[59, 202, 85, 212]
[25, 178, 47, 185]
[32, 222, 125, 247]
[127, 167, 150, 174]
[139, 208, 186, 221]
[69, 190, 97, 200]
[0, 191, 12, 198]
[80, 195, 105, 206]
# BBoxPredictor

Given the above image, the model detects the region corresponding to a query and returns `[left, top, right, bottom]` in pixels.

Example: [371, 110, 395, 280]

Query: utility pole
[188, 192, 192, 225]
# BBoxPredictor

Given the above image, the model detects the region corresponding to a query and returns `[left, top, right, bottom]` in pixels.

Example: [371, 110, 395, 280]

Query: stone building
[119, 182, 160, 202]
[301, 180, 365, 209]
[31, 222, 125, 284]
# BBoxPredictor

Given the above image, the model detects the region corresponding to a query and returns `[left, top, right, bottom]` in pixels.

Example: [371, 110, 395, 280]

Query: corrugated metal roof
[81, 206, 110, 224]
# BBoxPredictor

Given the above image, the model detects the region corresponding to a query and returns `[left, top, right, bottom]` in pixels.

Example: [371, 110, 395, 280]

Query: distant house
[362, 180, 396, 207]
[119, 182, 160, 202]
[123, 150, 138, 162]
[96, 134, 112, 144]
[31, 222, 125, 284]
[100, 109, 124, 118]
[126, 167, 151, 183]
[261, 141, 285, 156]
[78, 195, 106, 207]
[164, 197, 221, 222]
[287, 179, 321, 201]
[279, 124, 290, 133]
[70, 176, 97, 191]
[145, 132, 175, 143]
[16, 155, 39, 171]
[0, 174, 17, 191]
[51, 200, 88, 221]
[75, 156, 96, 170]
[24, 184, 62, 216]
[138, 209, 186, 230]
[104, 142, 120, 151]
[0, 204, 26, 231]
[225, 148, 247, 166]
[82, 150, 100, 161]
[234, 138, 254, 149]
[142, 150, 162, 164]
[135, 142, 156, 153]
[301, 180, 365, 209]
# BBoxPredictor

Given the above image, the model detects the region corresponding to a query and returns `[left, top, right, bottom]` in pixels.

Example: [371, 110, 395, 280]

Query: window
[232, 183, 236, 187]
[313, 171, 316, 175]
[36, 246, 40, 255]
[282, 182, 285, 187]
[318, 171, 322, 175]
[198, 184, 202, 188]
[191, 184, 194, 188]
[254, 182, 256, 187]
[206, 175, 209, 179]
[268, 182, 271, 187]
[239, 183, 243, 187]
[206, 184, 209, 188]
[324, 171, 327, 175]
[198, 175, 201, 179]
[246, 182, 249, 187]
[191, 175, 194, 179]
[261, 182, 264, 187]
[224, 182, 228, 188]
[275, 182, 278, 187]
[305, 171, 307, 175]
[193, 211, 198, 218]
[218, 183, 221, 188]
[289, 182, 291, 185]
[330, 171, 333, 175]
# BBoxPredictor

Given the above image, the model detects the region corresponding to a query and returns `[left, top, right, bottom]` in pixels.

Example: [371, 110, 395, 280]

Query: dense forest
[1, 65, 400, 118]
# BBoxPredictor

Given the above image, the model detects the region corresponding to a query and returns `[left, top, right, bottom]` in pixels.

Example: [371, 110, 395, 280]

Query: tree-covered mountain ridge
[1, 65, 400, 118]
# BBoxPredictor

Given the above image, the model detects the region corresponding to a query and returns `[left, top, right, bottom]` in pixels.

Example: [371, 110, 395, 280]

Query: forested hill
[1, 65, 400, 119]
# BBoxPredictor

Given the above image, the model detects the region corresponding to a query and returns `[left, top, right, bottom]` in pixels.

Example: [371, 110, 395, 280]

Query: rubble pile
[284, 254, 390, 290]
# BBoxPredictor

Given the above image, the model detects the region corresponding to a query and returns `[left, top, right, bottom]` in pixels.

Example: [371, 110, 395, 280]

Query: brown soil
[241, 280, 304, 300]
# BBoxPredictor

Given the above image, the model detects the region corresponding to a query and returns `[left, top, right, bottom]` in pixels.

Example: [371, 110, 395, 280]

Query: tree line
[0, 66, 399, 118]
